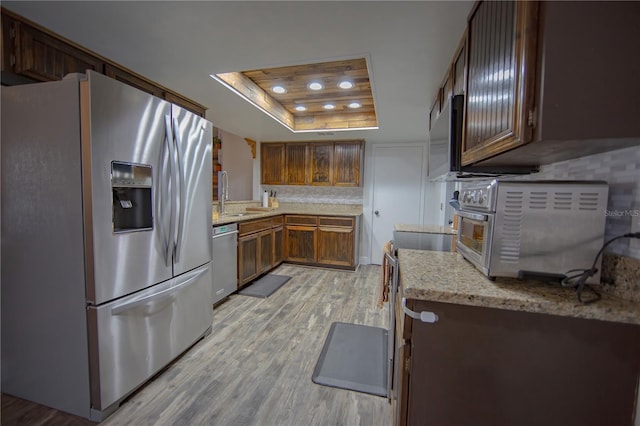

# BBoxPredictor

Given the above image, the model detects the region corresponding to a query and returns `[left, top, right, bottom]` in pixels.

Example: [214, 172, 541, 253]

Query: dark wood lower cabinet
[238, 234, 258, 287]
[284, 225, 317, 263]
[284, 215, 359, 270]
[237, 216, 284, 288]
[316, 216, 356, 268]
[257, 229, 273, 275]
[317, 226, 353, 267]
[272, 226, 284, 267]
[238, 214, 359, 288]
[393, 298, 640, 426]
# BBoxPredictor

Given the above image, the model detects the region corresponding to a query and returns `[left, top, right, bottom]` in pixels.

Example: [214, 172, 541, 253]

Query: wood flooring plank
[2, 264, 392, 426]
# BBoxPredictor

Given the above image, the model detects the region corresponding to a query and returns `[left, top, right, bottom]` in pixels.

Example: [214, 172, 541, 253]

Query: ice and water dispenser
[111, 161, 153, 233]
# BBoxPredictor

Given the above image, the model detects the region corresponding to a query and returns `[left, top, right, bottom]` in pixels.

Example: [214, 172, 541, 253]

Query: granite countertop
[394, 224, 457, 235]
[213, 202, 362, 226]
[398, 249, 640, 326]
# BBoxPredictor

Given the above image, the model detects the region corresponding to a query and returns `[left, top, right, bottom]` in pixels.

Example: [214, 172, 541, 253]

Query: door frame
[362, 142, 427, 265]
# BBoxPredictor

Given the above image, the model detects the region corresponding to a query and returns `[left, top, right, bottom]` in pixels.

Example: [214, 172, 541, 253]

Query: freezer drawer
[87, 263, 213, 416]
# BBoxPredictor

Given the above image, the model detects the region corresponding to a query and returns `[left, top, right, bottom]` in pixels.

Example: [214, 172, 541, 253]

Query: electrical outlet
[631, 204, 640, 251]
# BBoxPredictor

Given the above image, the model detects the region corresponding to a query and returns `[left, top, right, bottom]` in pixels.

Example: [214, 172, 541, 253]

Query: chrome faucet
[220, 170, 229, 216]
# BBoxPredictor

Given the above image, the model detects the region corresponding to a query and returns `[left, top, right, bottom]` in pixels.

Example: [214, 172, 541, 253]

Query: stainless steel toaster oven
[456, 179, 609, 283]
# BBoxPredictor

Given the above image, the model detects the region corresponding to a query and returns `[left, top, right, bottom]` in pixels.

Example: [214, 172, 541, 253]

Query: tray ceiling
[213, 58, 378, 132]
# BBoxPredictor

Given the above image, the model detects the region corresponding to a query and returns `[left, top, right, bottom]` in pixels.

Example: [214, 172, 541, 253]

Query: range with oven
[1, 71, 213, 420]
[456, 179, 608, 283]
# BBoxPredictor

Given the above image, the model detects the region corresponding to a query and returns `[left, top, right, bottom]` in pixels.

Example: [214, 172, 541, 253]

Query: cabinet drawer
[284, 215, 318, 226]
[271, 215, 284, 227]
[87, 264, 212, 410]
[318, 216, 354, 228]
[239, 218, 273, 236]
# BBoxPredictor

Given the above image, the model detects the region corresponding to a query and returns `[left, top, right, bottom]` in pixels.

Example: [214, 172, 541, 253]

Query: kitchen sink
[223, 213, 248, 217]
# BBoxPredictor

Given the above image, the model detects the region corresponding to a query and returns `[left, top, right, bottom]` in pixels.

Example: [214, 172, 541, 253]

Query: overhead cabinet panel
[309, 143, 334, 186]
[261, 143, 286, 185]
[333, 141, 362, 187]
[285, 143, 309, 185]
[1, 9, 207, 117]
[14, 22, 105, 82]
[261, 140, 363, 187]
[462, 0, 536, 164]
[454, 1, 640, 167]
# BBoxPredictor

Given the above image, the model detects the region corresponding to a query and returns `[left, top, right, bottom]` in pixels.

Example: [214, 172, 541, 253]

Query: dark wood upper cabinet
[333, 141, 362, 187]
[462, 0, 537, 165]
[261, 143, 285, 185]
[261, 140, 364, 187]
[13, 21, 105, 83]
[457, 1, 640, 167]
[309, 143, 334, 186]
[1, 8, 207, 117]
[452, 33, 466, 96]
[285, 143, 308, 185]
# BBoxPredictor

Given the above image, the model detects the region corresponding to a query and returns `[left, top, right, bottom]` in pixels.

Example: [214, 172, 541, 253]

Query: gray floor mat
[312, 322, 388, 397]
[237, 274, 292, 298]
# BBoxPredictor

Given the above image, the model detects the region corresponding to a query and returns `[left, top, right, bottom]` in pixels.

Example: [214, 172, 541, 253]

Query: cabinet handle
[402, 298, 439, 323]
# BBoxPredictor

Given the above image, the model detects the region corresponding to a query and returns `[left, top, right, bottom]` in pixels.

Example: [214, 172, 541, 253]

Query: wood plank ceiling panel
[217, 57, 378, 131]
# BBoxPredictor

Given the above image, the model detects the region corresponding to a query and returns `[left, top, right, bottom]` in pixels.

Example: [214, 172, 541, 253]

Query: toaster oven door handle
[458, 210, 489, 222]
[402, 298, 439, 323]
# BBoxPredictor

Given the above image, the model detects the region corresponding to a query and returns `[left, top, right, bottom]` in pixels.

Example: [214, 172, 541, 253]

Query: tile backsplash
[521, 144, 640, 259]
[262, 185, 364, 205]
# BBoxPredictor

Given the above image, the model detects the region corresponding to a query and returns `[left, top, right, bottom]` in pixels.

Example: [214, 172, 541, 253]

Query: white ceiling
[3, 1, 472, 145]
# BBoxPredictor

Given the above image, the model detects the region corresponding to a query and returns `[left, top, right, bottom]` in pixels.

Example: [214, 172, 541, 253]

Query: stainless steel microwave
[456, 179, 609, 284]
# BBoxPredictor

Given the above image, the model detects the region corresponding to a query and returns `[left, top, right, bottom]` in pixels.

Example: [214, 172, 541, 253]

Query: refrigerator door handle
[161, 114, 175, 267]
[110, 266, 207, 315]
[165, 114, 178, 264]
[172, 117, 186, 263]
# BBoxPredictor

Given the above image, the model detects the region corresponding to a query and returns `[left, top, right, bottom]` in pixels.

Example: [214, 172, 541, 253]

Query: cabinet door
[285, 225, 317, 263]
[257, 229, 273, 274]
[285, 143, 308, 185]
[317, 226, 354, 267]
[261, 143, 285, 185]
[309, 143, 333, 186]
[14, 22, 104, 82]
[462, 1, 538, 165]
[333, 141, 362, 187]
[272, 226, 284, 267]
[238, 234, 258, 288]
[453, 35, 466, 96]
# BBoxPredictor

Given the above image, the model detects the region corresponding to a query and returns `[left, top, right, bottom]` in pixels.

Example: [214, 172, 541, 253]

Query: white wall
[219, 129, 253, 201]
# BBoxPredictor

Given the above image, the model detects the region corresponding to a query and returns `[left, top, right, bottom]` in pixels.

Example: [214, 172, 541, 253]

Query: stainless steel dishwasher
[211, 223, 238, 304]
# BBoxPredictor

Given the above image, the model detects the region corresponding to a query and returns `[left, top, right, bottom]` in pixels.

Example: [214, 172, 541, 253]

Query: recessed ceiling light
[338, 80, 355, 90]
[271, 85, 287, 94]
[348, 102, 362, 109]
[294, 105, 307, 112]
[323, 103, 335, 110]
[307, 81, 324, 91]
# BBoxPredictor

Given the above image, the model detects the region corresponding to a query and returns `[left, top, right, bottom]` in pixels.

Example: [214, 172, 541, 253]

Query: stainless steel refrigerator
[1, 71, 213, 420]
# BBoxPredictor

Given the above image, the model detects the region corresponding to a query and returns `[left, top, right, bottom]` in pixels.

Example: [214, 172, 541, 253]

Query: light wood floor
[2, 264, 391, 426]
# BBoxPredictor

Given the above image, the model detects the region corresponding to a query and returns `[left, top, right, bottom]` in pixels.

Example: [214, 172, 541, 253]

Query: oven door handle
[458, 210, 489, 222]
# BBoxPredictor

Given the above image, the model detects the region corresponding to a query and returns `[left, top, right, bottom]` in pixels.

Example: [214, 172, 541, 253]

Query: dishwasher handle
[212, 230, 238, 239]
